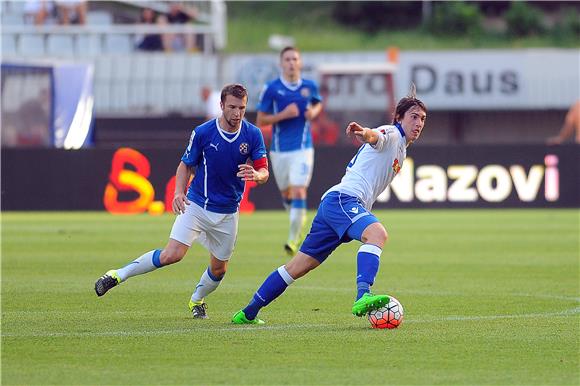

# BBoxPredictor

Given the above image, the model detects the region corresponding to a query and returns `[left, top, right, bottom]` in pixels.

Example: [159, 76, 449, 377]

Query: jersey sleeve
[310, 81, 323, 104]
[370, 126, 390, 152]
[256, 84, 274, 113]
[250, 126, 268, 163]
[181, 128, 202, 166]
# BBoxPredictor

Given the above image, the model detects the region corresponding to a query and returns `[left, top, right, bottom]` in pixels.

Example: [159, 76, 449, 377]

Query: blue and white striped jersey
[182, 119, 267, 214]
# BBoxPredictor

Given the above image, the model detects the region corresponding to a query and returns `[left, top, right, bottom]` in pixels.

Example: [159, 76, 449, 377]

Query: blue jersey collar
[395, 122, 406, 138]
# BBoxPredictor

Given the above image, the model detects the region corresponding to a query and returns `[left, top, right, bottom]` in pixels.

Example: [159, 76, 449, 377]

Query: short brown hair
[280, 46, 299, 58]
[220, 83, 248, 103]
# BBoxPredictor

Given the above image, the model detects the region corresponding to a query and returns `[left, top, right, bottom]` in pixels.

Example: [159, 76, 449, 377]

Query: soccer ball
[368, 297, 404, 329]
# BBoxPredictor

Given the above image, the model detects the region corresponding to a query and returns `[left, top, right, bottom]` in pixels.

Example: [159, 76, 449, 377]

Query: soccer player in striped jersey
[233, 91, 427, 324]
[95, 84, 269, 319]
[257, 46, 323, 256]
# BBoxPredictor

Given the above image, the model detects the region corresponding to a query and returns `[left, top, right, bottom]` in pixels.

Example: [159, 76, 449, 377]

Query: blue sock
[291, 198, 307, 209]
[356, 244, 382, 300]
[243, 266, 295, 320]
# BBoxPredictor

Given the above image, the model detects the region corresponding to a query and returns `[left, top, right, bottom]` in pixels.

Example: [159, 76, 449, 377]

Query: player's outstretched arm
[346, 122, 379, 145]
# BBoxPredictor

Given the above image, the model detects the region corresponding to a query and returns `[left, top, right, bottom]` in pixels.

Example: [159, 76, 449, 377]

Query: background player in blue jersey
[256, 46, 323, 256]
[232, 91, 427, 324]
[95, 84, 269, 319]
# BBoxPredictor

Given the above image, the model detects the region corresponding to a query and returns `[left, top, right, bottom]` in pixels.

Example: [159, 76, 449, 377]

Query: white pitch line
[506, 292, 580, 302]
[2, 308, 579, 338]
[1, 323, 328, 338]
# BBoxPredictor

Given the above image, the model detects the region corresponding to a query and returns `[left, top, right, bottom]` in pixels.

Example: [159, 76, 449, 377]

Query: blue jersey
[257, 77, 322, 152]
[181, 119, 267, 214]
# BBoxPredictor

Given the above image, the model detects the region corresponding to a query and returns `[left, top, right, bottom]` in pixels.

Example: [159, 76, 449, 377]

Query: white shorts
[169, 202, 239, 261]
[269, 148, 314, 191]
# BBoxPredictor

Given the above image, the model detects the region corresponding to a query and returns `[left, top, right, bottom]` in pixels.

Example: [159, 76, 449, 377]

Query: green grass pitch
[2, 209, 579, 385]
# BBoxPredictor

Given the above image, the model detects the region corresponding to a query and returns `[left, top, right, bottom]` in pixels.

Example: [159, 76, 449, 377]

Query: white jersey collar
[216, 118, 241, 143]
[280, 76, 303, 91]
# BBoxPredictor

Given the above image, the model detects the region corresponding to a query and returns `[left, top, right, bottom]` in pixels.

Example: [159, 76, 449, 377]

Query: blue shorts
[299, 191, 379, 263]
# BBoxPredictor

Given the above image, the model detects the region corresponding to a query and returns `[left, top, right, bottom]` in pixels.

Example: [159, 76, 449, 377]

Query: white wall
[8, 49, 576, 116]
[225, 49, 579, 112]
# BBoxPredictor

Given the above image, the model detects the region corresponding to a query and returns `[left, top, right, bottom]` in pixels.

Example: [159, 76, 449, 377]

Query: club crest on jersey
[300, 87, 311, 98]
[392, 158, 401, 175]
[239, 142, 249, 155]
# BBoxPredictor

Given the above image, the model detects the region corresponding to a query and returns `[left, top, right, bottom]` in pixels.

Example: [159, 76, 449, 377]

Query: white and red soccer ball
[368, 297, 404, 329]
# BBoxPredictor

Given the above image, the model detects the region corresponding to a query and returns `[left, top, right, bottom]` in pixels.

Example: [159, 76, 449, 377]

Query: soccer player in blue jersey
[257, 46, 323, 256]
[95, 84, 269, 319]
[232, 91, 427, 324]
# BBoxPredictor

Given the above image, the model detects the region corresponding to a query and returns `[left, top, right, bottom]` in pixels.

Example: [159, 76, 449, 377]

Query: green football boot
[351, 293, 390, 317]
[94, 270, 121, 297]
[231, 310, 265, 325]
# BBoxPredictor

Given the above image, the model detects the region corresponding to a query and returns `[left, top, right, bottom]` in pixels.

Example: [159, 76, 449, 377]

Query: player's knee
[290, 186, 307, 199]
[375, 227, 388, 247]
[363, 225, 388, 248]
[209, 257, 228, 278]
[380, 228, 389, 246]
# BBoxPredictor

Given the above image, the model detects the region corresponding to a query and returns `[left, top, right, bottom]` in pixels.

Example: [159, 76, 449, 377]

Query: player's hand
[346, 121, 365, 140]
[346, 122, 375, 144]
[281, 103, 300, 119]
[237, 164, 258, 182]
[305, 106, 316, 121]
[172, 193, 190, 215]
